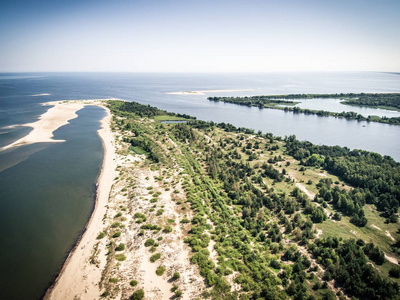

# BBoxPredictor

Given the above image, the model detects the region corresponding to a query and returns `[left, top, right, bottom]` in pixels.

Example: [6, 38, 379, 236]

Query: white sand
[167, 89, 254, 95]
[1, 102, 85, 151]
[45, 102, 116, 299]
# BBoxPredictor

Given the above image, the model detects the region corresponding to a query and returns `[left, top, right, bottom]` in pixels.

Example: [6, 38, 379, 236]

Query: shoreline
[166, 88, 254, 95]
[44, 101, 116, 299]
[0, 99, 119, 152]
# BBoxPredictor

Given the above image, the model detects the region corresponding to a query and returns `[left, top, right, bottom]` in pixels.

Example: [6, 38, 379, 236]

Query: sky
[0, 0, 399, 72]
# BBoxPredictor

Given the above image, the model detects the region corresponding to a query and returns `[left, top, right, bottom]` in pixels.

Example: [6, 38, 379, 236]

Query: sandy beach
[42, 100, 205, 299]
[35, 100, 115, 299]
[166, 88, 253, 95]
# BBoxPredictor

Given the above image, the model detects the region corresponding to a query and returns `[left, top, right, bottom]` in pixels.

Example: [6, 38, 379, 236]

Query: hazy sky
[1, 0, 399, 72]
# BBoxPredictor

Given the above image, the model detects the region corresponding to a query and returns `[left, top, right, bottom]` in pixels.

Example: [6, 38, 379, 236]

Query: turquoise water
[0, 72, 400, 299]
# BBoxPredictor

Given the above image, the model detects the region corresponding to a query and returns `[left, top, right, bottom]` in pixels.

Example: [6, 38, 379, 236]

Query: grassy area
[153, 115, 189, 122]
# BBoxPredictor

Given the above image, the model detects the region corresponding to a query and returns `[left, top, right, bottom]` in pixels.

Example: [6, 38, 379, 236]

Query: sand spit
[0, 99, 114, 151]
[167, 89, 254, 95]
[46, 103, 206, 300]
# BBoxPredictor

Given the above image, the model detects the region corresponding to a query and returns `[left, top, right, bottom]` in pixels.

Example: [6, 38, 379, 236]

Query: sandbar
[0, 100, 115, 151]
[166, 88, 254, 95]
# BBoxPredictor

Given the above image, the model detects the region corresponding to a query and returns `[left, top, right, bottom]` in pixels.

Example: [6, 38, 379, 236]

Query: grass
[153, 115, 188, 122]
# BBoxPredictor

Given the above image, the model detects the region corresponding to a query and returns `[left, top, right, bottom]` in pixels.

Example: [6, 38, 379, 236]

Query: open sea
[0, 72, 400, 299]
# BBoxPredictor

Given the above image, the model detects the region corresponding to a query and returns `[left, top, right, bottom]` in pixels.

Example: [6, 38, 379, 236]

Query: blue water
[0, 72, 400, 299]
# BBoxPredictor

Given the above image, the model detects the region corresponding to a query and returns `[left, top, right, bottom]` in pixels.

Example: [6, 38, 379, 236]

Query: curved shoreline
[44, 103, 115, 299]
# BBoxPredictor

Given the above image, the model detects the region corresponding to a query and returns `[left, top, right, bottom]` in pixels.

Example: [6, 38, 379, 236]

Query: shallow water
[0, 106, 105, 300]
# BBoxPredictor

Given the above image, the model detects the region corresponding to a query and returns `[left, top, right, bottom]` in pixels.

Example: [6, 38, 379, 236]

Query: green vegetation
[173, 272, 180, 280]
[144, 238, 155, 247]
[150, 253, 161, 262]
[209, 93, 400, 125]
[156, 265, 166, 276]
[130, 289, 144, 300]
[97, 232, 106, 239]
[130, 279, 138, 287]
[108, 99, 400, 300]
[115, 254, 126, 261]
[115, 243, 125, 251]
[112, 231, 121, 238]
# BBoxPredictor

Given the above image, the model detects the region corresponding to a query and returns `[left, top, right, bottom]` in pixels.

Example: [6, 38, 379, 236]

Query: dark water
[0, 72, 400, 299]
[0, 106, 105, 300]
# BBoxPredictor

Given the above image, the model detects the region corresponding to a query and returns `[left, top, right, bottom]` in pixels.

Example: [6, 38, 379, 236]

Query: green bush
[112, 232, 121, 238]
[173, 272, 180, 280]
[97, 232, 106, 239]
[111, 222, 121, 228]
[150, 253, 161, 262]
[144, 238, 155, 247]
[115, 243, 125, 251]
[115, 254, 126, 261]
[130, 280, 138, 287]
[389, 267, 400, 278]
[156, 265, 166, 276]
[163, 225, 173, 233]
[109, 277, 119, 283]
[114, 212, 122, 218]
[130, 289, 144, 300]
[171, 285, 178, 292]
[156, 209, 164, 216]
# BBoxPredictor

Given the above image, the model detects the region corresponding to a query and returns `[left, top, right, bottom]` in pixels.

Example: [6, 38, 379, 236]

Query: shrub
[115, 243, 125, 251]
[163, 225, 173, 233]
[111, 222, 121, 228]
[144, 238, 155, 247]
[114, 212, 122, 218]
[181, 218, 190, 224]
[109, 277, 119, 283]
[171, 285, 178, 292]
[156, 209, 164, 216]
[156, 265, 166, 276]
[115, 254, 126, 261]
[130, 289, 144, 300]
[174, 290, 182, 297]
[389, 267, 400, 278]
[113, 232, 121, 238]
[130, 280, 138, 287]
[173, 272, 180, 280]
[150, 253, 161, 262]
[97, 232, 106, 239]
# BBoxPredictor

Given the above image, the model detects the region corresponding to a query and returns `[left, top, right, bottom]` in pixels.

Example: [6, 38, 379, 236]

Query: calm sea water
[0, 72, 400, 299]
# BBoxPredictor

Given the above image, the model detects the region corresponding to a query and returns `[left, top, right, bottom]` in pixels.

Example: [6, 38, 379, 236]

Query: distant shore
[166, 88, 253, 95]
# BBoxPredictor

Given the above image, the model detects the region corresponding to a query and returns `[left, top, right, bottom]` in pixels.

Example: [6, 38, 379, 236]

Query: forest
[108, 100, 400, 299]
[208, 93, 400, 125]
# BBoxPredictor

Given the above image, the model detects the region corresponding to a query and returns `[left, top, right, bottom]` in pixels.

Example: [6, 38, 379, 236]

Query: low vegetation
[106, 100, 400, 299]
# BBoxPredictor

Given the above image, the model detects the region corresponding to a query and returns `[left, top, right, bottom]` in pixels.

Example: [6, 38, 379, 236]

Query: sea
[0, 72, 400, 299]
